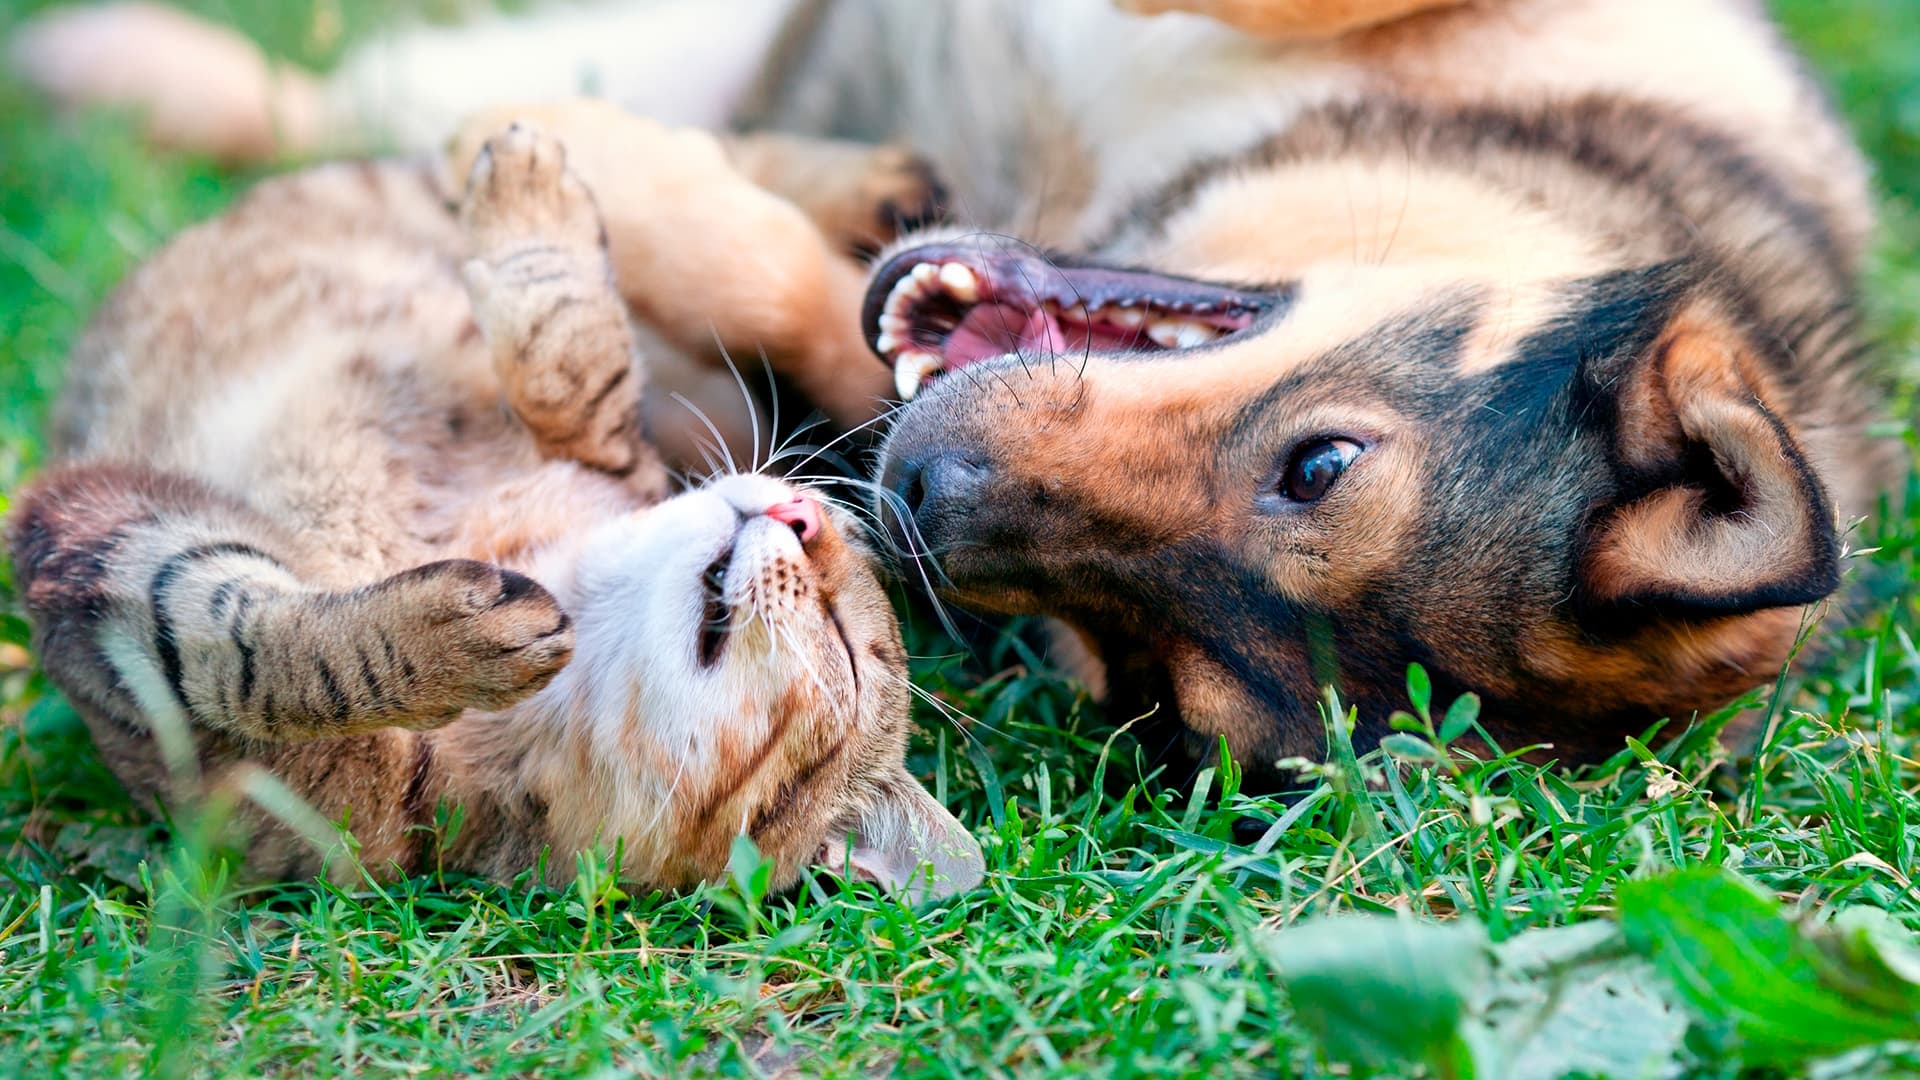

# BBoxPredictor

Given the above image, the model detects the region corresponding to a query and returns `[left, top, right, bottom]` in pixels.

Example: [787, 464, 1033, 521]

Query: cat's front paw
[383, 559, 576, 718]
[460, 123, 606, 258]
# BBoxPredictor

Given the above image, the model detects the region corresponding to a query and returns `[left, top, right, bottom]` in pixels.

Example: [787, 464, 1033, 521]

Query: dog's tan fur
[10, 121, 981, 894]
[11, 0, 1900, 781]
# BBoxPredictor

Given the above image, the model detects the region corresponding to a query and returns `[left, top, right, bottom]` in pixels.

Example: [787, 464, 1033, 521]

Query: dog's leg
[450, 100, 893, 429]
[1113, 0, 1463, 39]
[720, 133, 946, 257]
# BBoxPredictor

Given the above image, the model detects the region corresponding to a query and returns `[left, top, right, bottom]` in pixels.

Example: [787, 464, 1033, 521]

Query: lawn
[3, 1, 1920, 1076]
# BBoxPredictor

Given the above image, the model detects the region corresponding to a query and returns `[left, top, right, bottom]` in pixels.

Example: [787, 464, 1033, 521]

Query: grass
[3, 0, 1920, 1075]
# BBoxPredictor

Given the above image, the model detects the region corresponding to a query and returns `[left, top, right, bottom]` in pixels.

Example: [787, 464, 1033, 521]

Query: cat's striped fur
[9, 123, 982, 895]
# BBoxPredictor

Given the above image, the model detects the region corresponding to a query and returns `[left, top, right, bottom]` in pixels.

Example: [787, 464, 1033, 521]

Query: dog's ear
[1579, 303, 1839, 618]
[819, 770, 984, 902]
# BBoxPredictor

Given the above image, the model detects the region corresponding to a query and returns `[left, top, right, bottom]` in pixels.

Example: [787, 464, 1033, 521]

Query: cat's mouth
[862, 243, 1282, 401]
[691, 504, 859, 690]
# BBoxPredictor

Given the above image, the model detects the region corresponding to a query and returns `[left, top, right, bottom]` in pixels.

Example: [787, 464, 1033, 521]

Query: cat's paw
[460, 124, 606, 258]
[386, 559, 576, 716]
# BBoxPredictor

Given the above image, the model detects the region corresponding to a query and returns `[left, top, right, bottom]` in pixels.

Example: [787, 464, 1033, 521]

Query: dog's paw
[848, 146, 949, 256]
[383, 559, 576, 717]
[460, 124, 606, 258]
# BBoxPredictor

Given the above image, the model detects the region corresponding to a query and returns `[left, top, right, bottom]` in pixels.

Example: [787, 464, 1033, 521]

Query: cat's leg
[8, 464, 574, 744]
[1112, 0, 1462, 38]
[450, 101, 894, 428]
[459, 124, 666, 495]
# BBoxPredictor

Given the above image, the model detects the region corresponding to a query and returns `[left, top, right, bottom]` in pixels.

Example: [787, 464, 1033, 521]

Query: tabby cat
[8, 122, 982, 898]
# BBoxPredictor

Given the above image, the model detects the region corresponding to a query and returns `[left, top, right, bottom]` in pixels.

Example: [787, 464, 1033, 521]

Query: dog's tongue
[944, 302, 1065, 367]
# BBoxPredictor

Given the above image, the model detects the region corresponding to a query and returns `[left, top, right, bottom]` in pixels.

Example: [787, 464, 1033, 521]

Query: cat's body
[11, 125, 982, 895]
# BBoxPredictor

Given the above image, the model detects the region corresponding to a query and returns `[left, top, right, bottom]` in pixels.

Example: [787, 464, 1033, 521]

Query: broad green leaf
[728, 834, 773, 906]
[1484, 922, 1686, 1080]
[1407, 663, 1433, 718]
[1380, 733, 1443, 765]
[1439, 693, 1481, 745]
[1618, 867, 1920, 1065]
[1810, 906, 1920, 1016]
[1262, 916, 1486, 1078]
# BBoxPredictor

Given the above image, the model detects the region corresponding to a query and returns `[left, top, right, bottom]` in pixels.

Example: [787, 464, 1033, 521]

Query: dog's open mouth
[863, 243, 1281, 400]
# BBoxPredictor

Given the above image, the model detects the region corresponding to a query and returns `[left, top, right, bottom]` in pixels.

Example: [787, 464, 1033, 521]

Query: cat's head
[538, 473, 983, 900]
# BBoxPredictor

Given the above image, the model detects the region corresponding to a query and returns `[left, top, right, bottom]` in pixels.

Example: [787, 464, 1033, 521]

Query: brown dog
[14, 0, 1899, 786]
[765, 0, 1899, 779]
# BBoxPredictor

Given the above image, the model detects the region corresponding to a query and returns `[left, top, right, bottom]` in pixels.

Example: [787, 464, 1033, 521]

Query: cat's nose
[764, 494, 823, 546]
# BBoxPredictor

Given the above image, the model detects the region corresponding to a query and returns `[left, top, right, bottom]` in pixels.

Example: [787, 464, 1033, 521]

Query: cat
[8, 120, 982, 898]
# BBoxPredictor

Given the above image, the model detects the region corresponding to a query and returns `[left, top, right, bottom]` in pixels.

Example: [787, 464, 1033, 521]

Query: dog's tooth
[1174, 322, 1217, 348]
[912, 263, 939, 286]
[938, 262, 979, 302]
[876, 330, 900, 355]
[893, 352, 943, 401]
[885, 276, 921, 316]
[1108, 306, 1145, 329]
[1145, 319, 1183, 347]
[879, 313, 911, 336]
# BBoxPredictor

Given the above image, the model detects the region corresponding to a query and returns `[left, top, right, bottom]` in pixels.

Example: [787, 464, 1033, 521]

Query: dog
[13, 0, 1899, 786]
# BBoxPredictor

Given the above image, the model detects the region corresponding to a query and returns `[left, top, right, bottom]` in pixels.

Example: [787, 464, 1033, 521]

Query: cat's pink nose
[764, 494, 822, 545]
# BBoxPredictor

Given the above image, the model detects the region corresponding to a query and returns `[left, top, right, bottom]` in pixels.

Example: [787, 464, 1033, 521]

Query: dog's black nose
[883, 448, 991, 555]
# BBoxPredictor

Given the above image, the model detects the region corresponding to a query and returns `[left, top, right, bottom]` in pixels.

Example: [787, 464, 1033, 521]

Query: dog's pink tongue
[944, 303, 1064, 367]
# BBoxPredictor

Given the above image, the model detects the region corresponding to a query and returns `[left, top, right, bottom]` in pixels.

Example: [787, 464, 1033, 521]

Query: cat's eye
[1279, 437, 1364, 502]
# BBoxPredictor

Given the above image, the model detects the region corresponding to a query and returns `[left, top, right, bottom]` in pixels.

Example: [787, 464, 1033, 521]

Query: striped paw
[378, 560, 575, 720]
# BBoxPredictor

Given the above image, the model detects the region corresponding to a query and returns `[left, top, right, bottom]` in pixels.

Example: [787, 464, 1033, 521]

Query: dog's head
[864, 215, 1848, 776]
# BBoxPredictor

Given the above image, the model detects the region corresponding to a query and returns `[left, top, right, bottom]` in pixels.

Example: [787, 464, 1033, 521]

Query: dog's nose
[886, 449, 991, 551]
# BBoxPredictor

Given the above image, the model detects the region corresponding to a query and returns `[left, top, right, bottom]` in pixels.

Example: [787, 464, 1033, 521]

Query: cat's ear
[821, 770, 984, 902]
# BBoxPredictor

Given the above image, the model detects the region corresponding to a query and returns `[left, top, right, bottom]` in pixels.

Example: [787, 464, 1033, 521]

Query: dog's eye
[1281, 438, 1363, 502]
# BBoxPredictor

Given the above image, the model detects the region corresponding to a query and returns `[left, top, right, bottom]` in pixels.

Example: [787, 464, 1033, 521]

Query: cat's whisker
[763, 414, 837, 470]
[670, 391, 741, 479]
[636, 721, 695, 840]
[900, 677, 980, 743]
[707, 336, 765, 475]
[766, 406, 898, 478]
[788, 472, 964, 645]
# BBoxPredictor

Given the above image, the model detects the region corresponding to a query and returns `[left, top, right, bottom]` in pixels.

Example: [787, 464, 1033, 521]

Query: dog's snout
[899, 450, 990, 518]
[883, 448, 992, 555]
